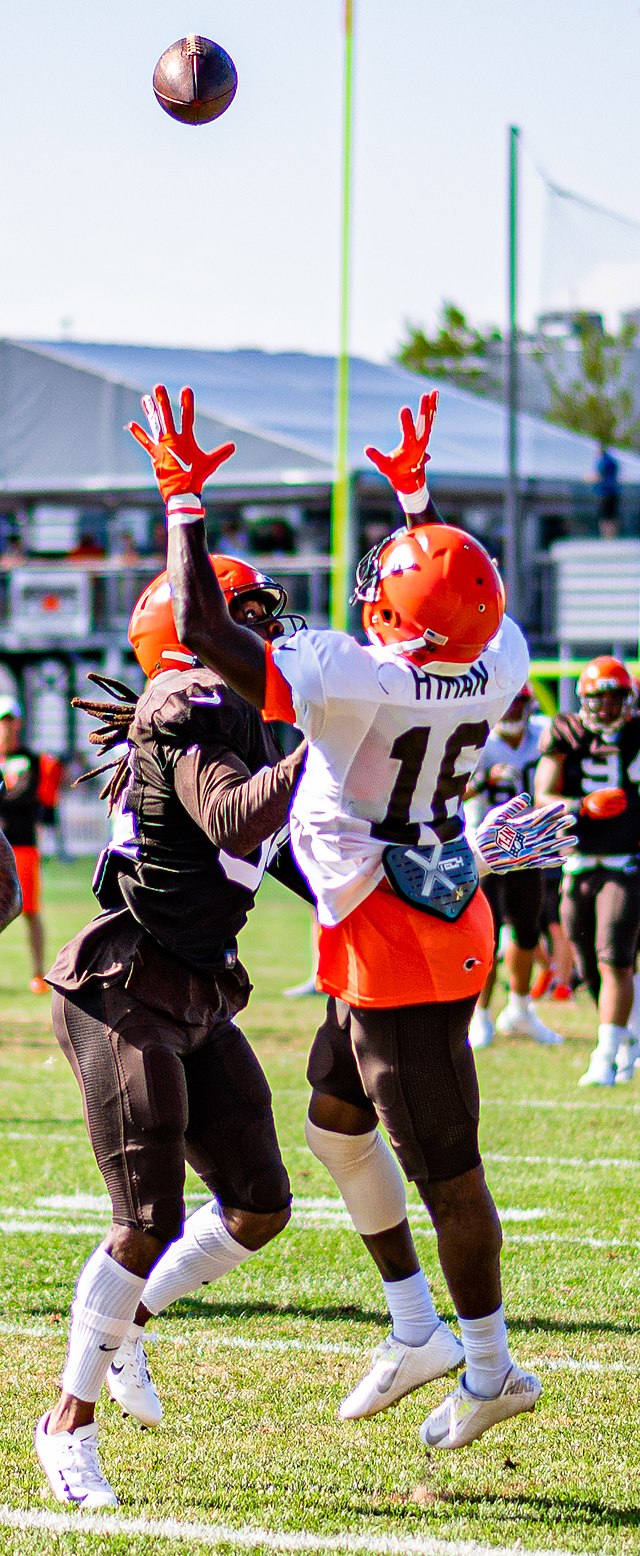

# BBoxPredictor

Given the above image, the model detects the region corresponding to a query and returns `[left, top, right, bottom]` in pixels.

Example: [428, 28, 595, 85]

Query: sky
[2, 0, 640, 362]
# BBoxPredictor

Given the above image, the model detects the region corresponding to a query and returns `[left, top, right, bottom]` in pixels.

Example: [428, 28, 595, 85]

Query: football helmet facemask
[352, 523, 505, 666]
[577, 656, 634, 734]
[129, 555, 304, 679]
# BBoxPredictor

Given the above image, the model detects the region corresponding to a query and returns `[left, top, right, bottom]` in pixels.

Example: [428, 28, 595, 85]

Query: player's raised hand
[128, 385, 235, 502]
[472, 794, 577, 873]
[365, 391, 438, 511]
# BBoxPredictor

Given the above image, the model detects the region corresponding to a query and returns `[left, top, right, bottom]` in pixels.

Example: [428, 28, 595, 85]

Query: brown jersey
[49, 668, 304, 988]
[544, 712, 640, 857]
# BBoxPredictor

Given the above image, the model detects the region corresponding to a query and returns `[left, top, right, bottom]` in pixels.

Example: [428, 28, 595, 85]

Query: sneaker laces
[59, 1428, 109, 1496]
[118, 1331, 157, 1389]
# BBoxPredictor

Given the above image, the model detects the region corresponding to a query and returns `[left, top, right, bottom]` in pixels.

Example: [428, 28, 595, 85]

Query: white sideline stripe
[0, 1320, 636, 1377]
[1, 1218, 637, 1250]
[0, 1505, 595, 1555]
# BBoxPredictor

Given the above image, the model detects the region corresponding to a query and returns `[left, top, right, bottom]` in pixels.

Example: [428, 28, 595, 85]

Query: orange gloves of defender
[129, 384, 235, 502]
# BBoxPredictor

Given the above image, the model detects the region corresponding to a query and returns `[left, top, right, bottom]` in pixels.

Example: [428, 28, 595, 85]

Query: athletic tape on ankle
[304, 1119, 406, 1235]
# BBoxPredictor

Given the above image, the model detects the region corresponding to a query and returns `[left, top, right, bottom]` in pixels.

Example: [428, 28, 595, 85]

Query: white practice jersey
[271, 616, 529, 925]
[465, 721, 544, 826]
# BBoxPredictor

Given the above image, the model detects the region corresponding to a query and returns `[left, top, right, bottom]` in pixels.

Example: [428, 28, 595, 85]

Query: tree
[536, 313, 640, 450]
[395, 303, 502, 393]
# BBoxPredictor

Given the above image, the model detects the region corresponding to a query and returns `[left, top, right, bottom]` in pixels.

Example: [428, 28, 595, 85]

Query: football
[153, 35, 238, 125]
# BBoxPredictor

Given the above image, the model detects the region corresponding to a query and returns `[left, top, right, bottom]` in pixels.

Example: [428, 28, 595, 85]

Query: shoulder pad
[132, 669, 246, 749]
[545, 713, 584, 751]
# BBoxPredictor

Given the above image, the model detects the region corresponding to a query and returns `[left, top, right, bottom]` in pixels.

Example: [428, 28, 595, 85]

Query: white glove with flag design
[470, 794, 576, 875]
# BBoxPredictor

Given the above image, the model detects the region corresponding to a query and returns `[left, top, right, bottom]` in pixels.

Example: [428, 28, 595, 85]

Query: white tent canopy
[2, 337, 640, 496]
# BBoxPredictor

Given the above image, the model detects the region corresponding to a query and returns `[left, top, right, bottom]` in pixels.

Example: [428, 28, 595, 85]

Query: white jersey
[465, 722, 543, 826]
[271, 616, 529, 925]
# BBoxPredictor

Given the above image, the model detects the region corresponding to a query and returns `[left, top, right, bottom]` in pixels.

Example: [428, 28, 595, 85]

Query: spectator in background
[0, 698, 47, 992]
[0, 534, 27, 570]
[113, 530, 142, 566]
[216, 514, 251, 559]
[69, 532, 105, 561]
[252, 516, 296, 556]
[595, 447, 620, 539]
[37, 752, 67, 862]
[149, 518, 168, 561]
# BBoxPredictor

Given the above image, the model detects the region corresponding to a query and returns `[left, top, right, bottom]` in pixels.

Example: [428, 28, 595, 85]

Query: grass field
[1, 861, 640, 1556]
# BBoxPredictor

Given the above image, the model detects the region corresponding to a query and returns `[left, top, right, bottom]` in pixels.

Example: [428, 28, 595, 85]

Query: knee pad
[304, 1118, 406, 1235]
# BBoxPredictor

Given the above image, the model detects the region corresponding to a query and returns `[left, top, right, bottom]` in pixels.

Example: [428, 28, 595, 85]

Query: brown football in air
[153, 35, 238, 125]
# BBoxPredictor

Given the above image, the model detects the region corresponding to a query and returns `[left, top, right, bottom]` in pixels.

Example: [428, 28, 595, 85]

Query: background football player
[135, 383, 573, 1453]
[36, 554, 307, 1508]
[0, 698, 48, 992]
[0, 778, 21, 933]
[464, 685, 562, 1049]
[535, 656, 640, 1086]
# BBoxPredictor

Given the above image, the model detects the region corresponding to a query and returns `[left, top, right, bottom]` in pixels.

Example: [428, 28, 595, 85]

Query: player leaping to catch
[131, 383, 574, 1452]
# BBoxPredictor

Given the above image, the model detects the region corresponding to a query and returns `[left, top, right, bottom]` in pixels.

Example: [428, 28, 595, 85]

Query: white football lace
[124, 1334, 155, 1387]
[61, 1433, 108, 1494]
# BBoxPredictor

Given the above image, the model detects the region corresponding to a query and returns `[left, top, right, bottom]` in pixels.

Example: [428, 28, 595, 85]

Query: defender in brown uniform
[36, 553, 307, 1509]
[535, 656, 640, 1086]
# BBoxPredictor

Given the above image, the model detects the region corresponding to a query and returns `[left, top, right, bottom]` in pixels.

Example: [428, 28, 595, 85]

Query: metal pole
[330, 0, 355, 630]
[504, 125, 521, 622]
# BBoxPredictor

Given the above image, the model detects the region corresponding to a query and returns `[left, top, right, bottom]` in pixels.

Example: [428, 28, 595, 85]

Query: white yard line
[481, 1097, 640, 1112]
[485, 1152, 640, 1170]
[28, 1194, 547, 1220]
[1, 1215, 637, 1251]
[0, 1505, 597, 1556]
[0, 1319, 635, 1377]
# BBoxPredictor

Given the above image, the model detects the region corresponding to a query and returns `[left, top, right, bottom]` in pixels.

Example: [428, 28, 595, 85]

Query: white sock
[596, 1022, 627, 1061]
[458, 1305, 512, 1398]
[383, 1270, 440, 1347]
[142, 1200, 253, 1316]
[630, 972, 640, 1036]
[508, 992, 530, 1015]
[62, 1243, 147, 1403]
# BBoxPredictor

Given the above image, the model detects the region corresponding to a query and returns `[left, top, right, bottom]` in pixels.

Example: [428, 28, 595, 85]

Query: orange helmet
[577, 655, 634, 733]
[352, 524, 505, 666]
[129, 555, 288, 679]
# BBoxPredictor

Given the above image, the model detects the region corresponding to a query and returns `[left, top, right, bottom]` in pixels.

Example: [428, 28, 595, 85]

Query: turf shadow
[168, 1296, 387, 1326]
[508, 1313, 639, 1339]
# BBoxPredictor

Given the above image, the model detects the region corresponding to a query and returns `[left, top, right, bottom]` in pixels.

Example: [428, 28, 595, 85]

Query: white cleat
[339, 1322, 464, 1421]
[495, 1002, 563, 1045]
[419, 1364, 541, 1450]
[468, 1008, 495, 1050]
[615, 1034, 640, 1084]
[107, 1327, 162, 1427]
[35, 1412, 118, 1507]
[578, 1052, 616, 1087]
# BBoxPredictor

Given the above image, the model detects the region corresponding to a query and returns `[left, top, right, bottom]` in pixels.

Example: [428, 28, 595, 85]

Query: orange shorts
[12, 846, 41, 915]
[317, 879, 494, 1008]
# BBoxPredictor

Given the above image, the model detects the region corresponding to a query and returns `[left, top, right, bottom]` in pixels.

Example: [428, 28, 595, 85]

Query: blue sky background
[2, 0, 639, 359]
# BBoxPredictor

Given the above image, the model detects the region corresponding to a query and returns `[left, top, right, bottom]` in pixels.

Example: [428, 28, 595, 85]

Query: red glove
[364, 391, 438, 514]
[580, 787, 627, 820]
[128, 384, 235, 503]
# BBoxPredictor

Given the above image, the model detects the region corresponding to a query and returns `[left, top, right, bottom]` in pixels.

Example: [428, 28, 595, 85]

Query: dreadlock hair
[72, 672, 139, 812]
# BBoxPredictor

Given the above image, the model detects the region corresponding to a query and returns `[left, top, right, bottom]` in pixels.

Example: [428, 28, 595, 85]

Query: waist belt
[382, 836, 479, 922]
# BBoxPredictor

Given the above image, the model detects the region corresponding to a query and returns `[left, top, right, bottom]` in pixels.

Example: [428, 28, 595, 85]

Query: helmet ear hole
[381, 607, 401, 626]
